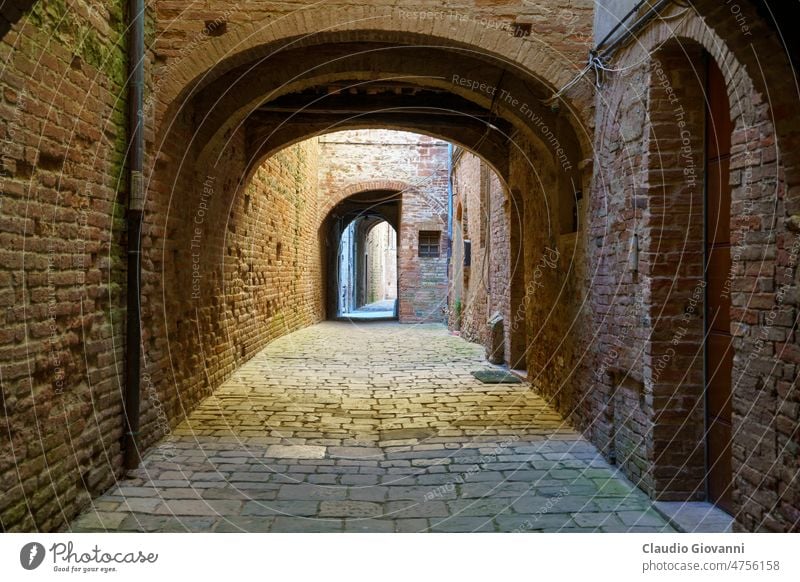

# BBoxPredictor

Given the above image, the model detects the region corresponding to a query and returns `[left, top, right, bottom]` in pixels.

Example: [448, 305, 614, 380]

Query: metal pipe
[447, 143, 454, 260]
[701, 51, 710, 502]
[124, 0, 145, 471]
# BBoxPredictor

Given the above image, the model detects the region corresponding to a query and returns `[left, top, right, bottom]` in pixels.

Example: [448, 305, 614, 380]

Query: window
[418, 230, 441, 258]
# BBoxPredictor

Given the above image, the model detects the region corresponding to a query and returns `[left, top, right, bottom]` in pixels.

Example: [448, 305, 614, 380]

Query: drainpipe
[124, 0, 145, 471]
[447, 143, 453, 260]
[446, 144, 454, 323]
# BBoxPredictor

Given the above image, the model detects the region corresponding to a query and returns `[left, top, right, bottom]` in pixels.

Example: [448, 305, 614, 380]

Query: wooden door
[705, 58, 733, 513]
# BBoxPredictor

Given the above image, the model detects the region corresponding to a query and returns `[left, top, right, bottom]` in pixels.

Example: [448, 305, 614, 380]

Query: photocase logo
[20, 542, 46, 570]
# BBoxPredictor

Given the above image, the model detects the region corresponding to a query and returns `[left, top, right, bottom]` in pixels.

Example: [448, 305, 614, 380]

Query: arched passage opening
[146, 36, 590, 441]
[338, 218, 398, 319]
[323, 189, 400, 320]
[133, 19, 596, 533]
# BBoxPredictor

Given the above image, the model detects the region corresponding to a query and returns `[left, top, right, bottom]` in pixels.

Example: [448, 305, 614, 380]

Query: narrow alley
[2, 0, 798, 543]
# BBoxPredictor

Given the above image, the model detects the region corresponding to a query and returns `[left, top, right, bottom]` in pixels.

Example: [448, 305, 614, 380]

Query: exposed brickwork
[179, 139, 325, 393]
[645, 44, 707, 501]
[319, 131, 450, 323]
[579, 5, 800, 531]
[449, 150, 510, 356]
[150, 0, 595, 149]
[0, 1, 127, 531]
[1, 0, 798, 534]
[450, 150, 486, 344]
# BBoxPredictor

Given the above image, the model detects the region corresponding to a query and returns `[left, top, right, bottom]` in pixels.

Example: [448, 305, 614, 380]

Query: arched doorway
[644, 40, 736, 512]
[323, 188, 401, 321]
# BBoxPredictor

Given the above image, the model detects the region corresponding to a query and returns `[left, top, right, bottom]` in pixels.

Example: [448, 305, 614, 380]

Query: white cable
[543, 2, 692, 103]
[543, 63, 592, 104]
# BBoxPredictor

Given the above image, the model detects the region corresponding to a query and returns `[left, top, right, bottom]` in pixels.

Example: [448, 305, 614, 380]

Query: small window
[418, 230, 441, 258]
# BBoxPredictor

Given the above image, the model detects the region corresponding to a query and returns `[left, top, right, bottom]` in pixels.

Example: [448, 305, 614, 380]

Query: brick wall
[0, 1, 127, 531]
[581, 5, 799, 531]
[451, 150, 486, 344]
[319, 130, 450, 323]
[450, 150, 510, 355]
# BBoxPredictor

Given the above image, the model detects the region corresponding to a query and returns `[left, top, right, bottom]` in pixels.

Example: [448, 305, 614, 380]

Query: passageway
[71, 323, 673, 533]
[2, 0, 798, 535]
[336, 217, 398, 321]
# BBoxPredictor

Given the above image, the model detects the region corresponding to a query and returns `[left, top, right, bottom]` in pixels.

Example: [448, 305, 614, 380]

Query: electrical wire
[542, 0, 692, 104]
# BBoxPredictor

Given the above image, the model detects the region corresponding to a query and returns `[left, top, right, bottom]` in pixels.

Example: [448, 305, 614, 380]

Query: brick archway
[322, 184, 406, 320]
[638, 24, 789, 517]
[152, 7, 595, 138]
[325, 180, 415, 221]
[154, 40, 588, 202]
[237, 124, 513, 193]
[627, 2, 798, 201]
[639, 28, 792, 527]
[321, 172, 449, 325]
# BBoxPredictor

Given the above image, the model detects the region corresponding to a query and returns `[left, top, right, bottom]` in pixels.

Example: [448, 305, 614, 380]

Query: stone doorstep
[653, 501, 734, 533]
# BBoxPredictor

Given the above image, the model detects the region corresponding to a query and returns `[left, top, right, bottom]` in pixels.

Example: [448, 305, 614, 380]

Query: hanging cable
[542, 0, 689, 104]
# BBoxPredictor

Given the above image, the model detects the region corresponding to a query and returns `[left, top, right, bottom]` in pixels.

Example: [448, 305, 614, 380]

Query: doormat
[471, 370, 522, 384]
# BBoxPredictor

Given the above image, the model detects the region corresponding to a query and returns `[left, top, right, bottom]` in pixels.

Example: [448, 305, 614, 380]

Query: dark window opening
[479, 163, 489, 248]
[419, 230, 441, 258]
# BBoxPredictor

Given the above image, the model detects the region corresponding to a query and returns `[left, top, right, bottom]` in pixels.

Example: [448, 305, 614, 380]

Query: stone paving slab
[266, 445, 327, 459]
[70, 322, 676, 533]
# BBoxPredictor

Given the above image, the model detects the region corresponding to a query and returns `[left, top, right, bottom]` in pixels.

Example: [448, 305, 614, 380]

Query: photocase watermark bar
[5, 534, 792, 580]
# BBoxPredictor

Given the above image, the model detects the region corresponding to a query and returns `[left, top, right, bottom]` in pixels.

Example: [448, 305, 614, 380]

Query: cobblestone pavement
[71, 322, 674, 533]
